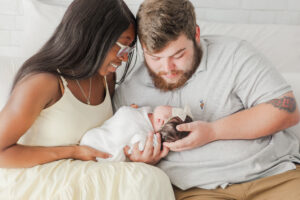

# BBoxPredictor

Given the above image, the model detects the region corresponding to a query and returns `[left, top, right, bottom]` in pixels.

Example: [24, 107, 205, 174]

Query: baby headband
[164, 105, 193, 125]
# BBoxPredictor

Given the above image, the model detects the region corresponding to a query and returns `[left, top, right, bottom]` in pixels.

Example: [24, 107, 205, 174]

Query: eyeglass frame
[115, 42, 136, 58]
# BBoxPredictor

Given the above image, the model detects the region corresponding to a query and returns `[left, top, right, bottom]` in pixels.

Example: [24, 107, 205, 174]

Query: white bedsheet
[0, 159, 175, 200]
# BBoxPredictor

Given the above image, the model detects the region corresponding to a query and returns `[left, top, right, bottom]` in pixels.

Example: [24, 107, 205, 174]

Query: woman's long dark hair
[12, 0, 137, 90]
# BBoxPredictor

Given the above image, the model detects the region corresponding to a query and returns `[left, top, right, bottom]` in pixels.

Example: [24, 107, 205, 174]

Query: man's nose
[164, 58, 176, 71]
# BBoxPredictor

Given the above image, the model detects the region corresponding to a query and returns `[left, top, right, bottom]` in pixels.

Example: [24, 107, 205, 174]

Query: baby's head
[152, 105, 173, 132]
[152, 105, 193, 143]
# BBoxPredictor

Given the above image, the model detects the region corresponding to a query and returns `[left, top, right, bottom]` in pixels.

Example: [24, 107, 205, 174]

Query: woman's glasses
[116, 42, 135, 58]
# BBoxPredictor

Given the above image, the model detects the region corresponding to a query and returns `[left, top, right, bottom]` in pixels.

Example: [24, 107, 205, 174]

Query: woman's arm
[0, 73, 110, 168]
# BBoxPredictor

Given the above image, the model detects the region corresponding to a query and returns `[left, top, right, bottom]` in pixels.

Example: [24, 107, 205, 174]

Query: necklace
[75, 77, 92, 105]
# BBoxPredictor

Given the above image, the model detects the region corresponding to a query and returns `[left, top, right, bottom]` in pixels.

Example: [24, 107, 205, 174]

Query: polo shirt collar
[195, 38, 208, 73]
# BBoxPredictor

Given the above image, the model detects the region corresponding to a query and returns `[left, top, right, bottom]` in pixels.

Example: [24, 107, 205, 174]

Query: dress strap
[57, 69, 68, 87]
[104, 76, 109, 94]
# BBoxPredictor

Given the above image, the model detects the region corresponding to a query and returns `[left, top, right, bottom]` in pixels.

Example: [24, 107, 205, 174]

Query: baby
[80, 105, 193, 162]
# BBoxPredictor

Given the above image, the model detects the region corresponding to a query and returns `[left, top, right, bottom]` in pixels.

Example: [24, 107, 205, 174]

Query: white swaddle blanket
[80, 106, 156, 162]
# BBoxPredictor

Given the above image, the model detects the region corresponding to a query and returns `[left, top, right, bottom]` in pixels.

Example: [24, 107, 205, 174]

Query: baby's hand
[130, 104, 139, 108]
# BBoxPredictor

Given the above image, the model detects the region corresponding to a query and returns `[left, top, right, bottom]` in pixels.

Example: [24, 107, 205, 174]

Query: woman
[0, 0, 175, 199]
[0, 0, 136, 168]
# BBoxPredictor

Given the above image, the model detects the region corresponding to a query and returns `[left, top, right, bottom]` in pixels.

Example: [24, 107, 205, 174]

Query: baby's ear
[160, 119, 164, 124]
[157, 119, 164, 127]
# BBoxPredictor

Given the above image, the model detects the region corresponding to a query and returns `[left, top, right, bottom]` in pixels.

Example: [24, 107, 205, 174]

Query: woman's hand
[163, 121, 217, 151]
[73, 145, 112, 161]
[123, 132, 169, 165]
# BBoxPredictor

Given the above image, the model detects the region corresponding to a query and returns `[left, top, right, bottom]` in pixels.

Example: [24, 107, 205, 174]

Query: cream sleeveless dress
[0, 75, 175, 200]
[18, 75, 113, 146]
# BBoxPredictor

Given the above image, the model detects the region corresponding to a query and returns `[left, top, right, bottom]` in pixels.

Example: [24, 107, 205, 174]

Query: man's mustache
[158, 70, 184, 76]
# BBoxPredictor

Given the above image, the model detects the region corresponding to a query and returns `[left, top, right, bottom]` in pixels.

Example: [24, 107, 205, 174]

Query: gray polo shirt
[113, 35, 300, 190]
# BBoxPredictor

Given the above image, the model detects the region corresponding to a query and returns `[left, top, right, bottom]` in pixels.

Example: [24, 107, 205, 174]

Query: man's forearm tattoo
[267, 96, 296, 113]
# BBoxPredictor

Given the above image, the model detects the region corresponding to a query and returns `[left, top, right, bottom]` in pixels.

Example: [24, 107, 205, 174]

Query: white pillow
[198, 21, 300, 73]
[21, 0, 72, 59]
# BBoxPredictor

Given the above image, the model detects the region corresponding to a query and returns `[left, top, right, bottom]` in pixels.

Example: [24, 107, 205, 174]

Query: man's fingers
[163, 140, 183, 150]
[176, 122, 193, 132]
[167, 146, 187, 152]
[160, 143, 170, 158]
[133, 142, 140, 153]
[123, 145, 130, 156]
[143, 132, 154, 156]
[164, 136, 192, 151]
[153, 133, 162, 156]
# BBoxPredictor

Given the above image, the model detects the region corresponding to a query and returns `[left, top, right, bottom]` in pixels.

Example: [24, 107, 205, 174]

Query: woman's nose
[119, 53, 129, 62]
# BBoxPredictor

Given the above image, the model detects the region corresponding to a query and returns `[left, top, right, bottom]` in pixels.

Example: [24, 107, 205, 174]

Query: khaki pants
[174, 165, 300, 200]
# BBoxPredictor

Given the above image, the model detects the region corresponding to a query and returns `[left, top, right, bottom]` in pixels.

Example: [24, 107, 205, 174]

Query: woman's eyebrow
[119, 36, 134, 46]
[119, 36, 133, 41]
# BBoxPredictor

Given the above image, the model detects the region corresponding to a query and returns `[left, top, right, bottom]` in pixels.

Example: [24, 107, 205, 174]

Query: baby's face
[152, 105, 172, 132]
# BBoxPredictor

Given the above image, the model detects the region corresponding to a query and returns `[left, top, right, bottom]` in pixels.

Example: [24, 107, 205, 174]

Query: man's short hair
[137, 0, 197, 53]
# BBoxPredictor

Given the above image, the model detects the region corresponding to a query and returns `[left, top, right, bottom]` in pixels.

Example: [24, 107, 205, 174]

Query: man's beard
[145, 41, 202, 92]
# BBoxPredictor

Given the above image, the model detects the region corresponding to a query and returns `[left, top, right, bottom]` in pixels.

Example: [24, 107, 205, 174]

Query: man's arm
[164, 91, 300, 151]
[213, 92, 299, 140]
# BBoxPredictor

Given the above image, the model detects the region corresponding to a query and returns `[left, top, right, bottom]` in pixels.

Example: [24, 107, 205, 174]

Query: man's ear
[141, 42, 148, 53]
[195, 25, 200, 43]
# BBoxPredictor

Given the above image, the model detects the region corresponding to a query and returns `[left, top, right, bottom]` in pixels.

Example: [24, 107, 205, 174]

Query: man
[114, 0, 300, 199]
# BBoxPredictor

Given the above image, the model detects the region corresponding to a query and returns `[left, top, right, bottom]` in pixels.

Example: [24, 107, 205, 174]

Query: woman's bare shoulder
[15, 72, 59, 92]
[0, 73, 61, 156]
[17, 72, 59, 85]
[10, 72, 61, 109]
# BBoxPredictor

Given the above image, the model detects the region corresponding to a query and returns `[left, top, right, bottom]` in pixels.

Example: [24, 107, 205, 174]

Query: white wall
[0, 0, 23, 57]
[0, 0, 300, 57]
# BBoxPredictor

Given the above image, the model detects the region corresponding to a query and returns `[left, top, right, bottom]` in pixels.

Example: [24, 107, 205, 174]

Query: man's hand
[163, 121, 217, 151]
[124, 132, 169, 165]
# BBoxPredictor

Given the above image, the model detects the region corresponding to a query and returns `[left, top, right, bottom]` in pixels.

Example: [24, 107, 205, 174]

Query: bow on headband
[164, 105, 193, 125]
